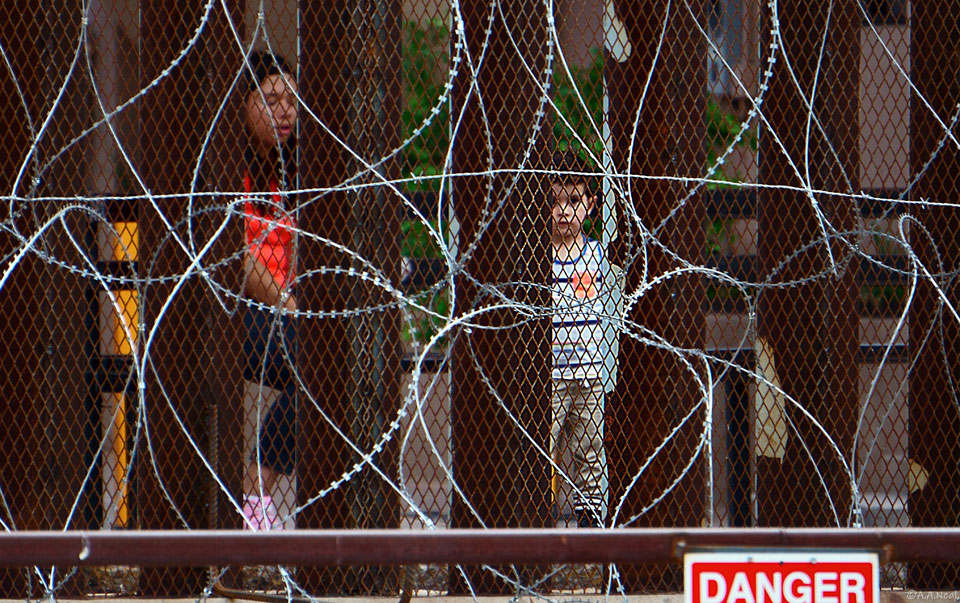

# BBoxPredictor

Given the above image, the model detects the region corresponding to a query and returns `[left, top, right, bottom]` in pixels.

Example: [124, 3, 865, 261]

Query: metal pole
[3, 528, 960, 566]
[605, 0, 707, 590]
[297, 0, 403, 593]
[755, 0, 860, 528]
[0, 0, 46, 596]
[344, 0, 403, 593]
[450, 0, 552, 593]
[137, 0, 211, 594]
[907, 0, 960, 590]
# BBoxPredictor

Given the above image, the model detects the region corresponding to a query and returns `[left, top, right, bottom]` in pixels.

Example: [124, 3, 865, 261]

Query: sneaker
[242, 495, 279, 531]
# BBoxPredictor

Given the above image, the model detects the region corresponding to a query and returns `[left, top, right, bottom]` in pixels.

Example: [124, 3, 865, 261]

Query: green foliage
[860, 284, 906, 315]
[551, 48, 757, 183]
[401, 218, 445, 259]
[398, 22, 760, 343]
[401, 21, 756, 191]
[706, 283, 745, 303]
[402, 18, 450, 194]
[552, 49, 605, 160]
[706, 217, 738, 256]
[871, 230, 899, 256]
[581, 217, 603, 241]
[705, 97, 757, 188]
[400, 216, 450, 349]
[400, 19, 450, 348]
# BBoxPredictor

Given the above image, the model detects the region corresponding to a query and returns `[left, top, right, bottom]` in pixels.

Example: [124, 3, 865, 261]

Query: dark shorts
[243, 306, 297, 476]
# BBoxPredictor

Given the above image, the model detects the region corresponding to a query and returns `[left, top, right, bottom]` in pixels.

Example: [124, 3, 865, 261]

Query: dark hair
[244, 49, 294, 93]
[242, 50, 297, 195]
[550, 151, 596, 191]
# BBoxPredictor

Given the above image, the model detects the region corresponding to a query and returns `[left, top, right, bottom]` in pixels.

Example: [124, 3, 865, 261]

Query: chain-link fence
[1, 0, 958, 598]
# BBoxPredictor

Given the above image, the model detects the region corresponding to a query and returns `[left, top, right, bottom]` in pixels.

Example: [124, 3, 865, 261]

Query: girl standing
[239, 50, 299, 531]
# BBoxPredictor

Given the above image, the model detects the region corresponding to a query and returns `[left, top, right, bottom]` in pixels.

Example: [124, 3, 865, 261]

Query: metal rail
[2, 528, 958, 567]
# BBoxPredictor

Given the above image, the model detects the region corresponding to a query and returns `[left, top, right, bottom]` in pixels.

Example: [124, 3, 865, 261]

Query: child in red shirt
[239, 50, 299, 531]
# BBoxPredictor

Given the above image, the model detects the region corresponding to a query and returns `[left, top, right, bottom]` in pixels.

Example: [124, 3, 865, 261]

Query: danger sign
[684, 550, 879, 603]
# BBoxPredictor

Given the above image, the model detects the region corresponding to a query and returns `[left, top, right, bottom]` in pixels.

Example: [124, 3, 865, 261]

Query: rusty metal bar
[4, 528, 960, 567]
[449, 0, 552, 594]
[137, 0, 213, 595]
[202, 6, 244, 596]
[756, 0, 861, 527]
[606, 0, 707, 591]
[907, 0, 960, 591]
[298, 0, 354, 540]
[205, 0, 245, 539]
[0, 0, 45, 597]
[297, 0, 407, 593]
[343, 0, 404, 594]
[298, 0, 360, 593]
[38, 0, 94, 542]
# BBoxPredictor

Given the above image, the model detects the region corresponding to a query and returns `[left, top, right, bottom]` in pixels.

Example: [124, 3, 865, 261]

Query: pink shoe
[242, 495, 279, 531]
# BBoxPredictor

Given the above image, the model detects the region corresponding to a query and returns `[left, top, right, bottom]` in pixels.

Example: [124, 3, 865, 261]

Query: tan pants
[551, 377, 608, 522]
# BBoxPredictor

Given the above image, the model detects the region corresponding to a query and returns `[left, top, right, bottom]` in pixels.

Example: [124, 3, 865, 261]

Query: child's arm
[244, 253, 297, 312]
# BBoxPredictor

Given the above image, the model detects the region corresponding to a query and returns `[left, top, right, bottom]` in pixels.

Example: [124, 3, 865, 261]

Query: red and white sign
[684, 550, 879, 603]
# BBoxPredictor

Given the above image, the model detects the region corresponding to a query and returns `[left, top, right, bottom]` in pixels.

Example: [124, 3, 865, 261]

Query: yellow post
[98, 222, 139, 528]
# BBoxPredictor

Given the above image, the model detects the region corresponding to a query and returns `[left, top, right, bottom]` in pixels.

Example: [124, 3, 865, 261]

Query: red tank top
[243, 172, 295, 288]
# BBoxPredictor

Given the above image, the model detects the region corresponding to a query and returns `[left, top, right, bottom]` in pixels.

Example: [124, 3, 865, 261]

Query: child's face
[245, 72, 299, 156]
[551, 182, 593, 243]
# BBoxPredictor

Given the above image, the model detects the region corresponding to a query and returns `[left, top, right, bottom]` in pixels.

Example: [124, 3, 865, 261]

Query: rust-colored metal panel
[298, 0, 405, 594]
[200, 0, 245, 528]
[0, 0, 105, 595]
[448, 0, 553, 594]
[908, 1, 960, 590]
[136, 0, 213, 594]
[606, 0, 707, 592]
[755, 1, 860, 528]
[201, 3, 245, 595]
[0, 0, 45, 596]
[17, 527, 960, 566]
[340, 0, 405, 594]
[33, 0, 93, 527]
[298, 0, 352, 538]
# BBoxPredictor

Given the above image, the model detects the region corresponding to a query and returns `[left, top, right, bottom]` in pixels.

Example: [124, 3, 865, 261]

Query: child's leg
[256, 383, 296, 480]
[243, 308, 297, 492]
[570, 378, 607, 524]
[551, 378, 572, 464]
[242, 380, 285, 531]
[551, 378, 575, 522]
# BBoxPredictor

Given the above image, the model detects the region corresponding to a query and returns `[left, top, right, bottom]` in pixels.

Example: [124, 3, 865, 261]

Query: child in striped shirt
[550, 152, 609, 528]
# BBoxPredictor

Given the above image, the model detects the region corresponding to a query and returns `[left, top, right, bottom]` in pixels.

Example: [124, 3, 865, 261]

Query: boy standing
[550, 152, 609, 528]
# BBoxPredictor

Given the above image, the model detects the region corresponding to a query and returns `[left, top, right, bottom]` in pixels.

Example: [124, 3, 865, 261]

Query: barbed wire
[2, 0, 959, 600]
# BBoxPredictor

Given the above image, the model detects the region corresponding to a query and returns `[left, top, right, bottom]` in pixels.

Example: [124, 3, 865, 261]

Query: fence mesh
[1, 0, 958, 598]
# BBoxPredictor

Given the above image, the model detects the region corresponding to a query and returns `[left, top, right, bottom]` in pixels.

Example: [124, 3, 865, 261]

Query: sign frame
[684, 549, 881, 603]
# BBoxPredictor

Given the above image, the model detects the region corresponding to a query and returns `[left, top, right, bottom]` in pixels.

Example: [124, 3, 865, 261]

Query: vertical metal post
[13, 0, 100, 595]
[137, 0, 211, 594]
[344, 0, 404, 593]
[755, 2, 860, 527]
[449, 0, 552, 594]
[39, 0, 93, 533]
[297, 0, 351, 545]
[0, 0, 45, 596]
[907, 0, 960, 589]
[605, 0, 707, 591]
[201, 5, 244, 596]
[298, 0, 402, 593]
[199, 0, 245, 527]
